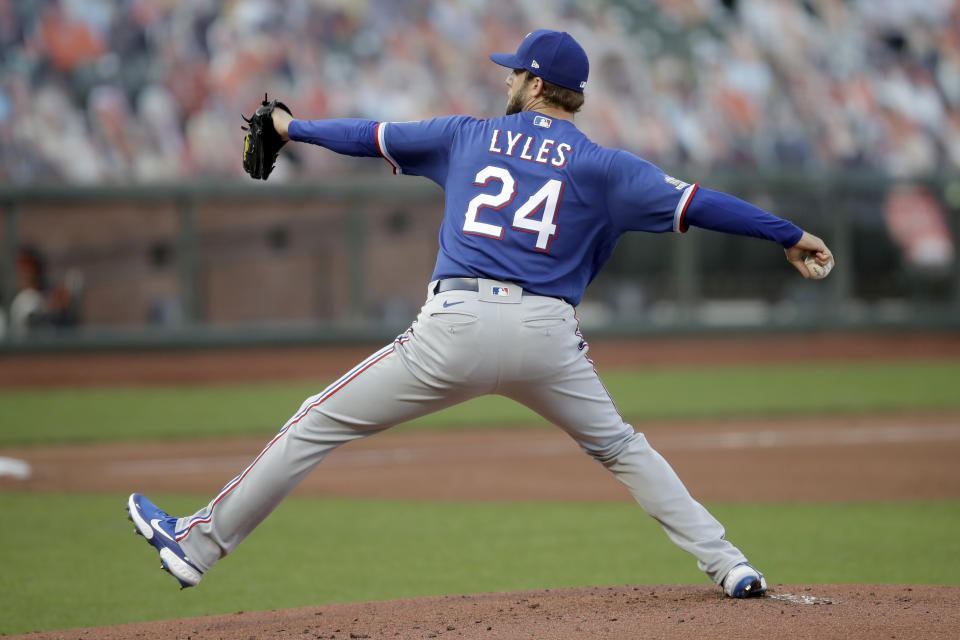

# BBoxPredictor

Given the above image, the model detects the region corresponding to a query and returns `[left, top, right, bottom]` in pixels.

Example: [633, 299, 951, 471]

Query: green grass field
[2, 360, 959, 446]
[1, 358, 959, 635]
[0, 494, 958, 635]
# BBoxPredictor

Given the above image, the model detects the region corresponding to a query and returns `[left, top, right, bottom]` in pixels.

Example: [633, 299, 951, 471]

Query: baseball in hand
[803, 254, 833, 279]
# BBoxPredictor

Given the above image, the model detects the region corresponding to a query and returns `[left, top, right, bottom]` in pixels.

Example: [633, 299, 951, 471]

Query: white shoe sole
[723, 564, 767, 598]
[127, 493, 202, 588]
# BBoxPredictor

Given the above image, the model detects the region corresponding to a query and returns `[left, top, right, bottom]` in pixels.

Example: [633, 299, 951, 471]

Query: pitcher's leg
[602, 431, 747, 583]
[176, 341, 473, 572]
[504, 345, 746, 584]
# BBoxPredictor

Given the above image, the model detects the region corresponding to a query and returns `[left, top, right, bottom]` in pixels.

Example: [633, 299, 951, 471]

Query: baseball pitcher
[128, 30, 834, 599]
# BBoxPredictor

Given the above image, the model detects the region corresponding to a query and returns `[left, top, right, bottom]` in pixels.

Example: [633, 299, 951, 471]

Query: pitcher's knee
[582, 430, 648, 466]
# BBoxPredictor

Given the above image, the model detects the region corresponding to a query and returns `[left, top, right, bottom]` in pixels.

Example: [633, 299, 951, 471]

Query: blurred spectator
[31, 0, 105, 74]
[0, 0, 959, 184]
[9, 247, 50, 335]
[883, 183, 955, 271]
[7, 246, 84, 337]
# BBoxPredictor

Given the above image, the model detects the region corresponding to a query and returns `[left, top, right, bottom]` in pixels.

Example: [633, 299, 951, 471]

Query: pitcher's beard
[505, 92, 525, 115]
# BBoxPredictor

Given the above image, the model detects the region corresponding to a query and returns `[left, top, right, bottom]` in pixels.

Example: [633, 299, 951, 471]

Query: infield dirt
[8, 584, 960, 640]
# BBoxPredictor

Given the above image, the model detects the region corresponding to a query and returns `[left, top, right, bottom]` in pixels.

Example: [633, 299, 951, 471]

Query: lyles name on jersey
[488, 129, 571, 168]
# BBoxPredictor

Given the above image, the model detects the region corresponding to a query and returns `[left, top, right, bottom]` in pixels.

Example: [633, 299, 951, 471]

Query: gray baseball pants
[176, 278, 749, 584]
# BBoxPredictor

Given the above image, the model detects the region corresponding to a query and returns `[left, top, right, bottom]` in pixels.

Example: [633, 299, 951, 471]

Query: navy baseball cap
[490, 29, 589, 93]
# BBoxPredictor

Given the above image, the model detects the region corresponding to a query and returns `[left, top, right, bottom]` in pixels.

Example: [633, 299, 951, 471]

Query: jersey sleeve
[605, 150, 697, 234]
[378, 115, 474, 184]
[288, 118, 380, 156]
[685, 187, 804, 247]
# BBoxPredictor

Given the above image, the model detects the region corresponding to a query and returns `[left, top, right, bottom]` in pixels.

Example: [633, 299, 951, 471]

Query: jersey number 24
[463, 165, 563, 253]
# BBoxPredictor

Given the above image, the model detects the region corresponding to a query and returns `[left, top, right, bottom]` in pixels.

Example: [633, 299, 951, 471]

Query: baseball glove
[241, 93, 292, 180]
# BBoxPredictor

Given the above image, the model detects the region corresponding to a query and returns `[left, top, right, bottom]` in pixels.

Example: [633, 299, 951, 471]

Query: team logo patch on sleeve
[532, 115, 552, 128]
[664, 175, 691, 190]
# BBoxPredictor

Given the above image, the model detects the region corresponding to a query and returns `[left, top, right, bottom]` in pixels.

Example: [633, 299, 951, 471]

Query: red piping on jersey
[176, 347, 395, 541]
[375, 122, 400, 175]
[677, 183, 699, 233]
[572, 307, 624, 420]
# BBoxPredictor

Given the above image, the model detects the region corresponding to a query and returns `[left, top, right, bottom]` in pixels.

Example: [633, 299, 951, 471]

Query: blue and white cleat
[127, 493, 202, 589]
[722, 563, 767, 598]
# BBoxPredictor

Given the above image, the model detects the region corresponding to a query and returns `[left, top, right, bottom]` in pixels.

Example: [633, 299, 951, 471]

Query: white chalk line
[103, 423, 960, 477]
[768, 593, 838, 605]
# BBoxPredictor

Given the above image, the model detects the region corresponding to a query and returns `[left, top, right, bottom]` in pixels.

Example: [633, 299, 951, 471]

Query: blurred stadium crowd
[1, 0, 959, 184]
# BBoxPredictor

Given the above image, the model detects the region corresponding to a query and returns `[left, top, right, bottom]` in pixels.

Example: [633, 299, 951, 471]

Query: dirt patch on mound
[9, 584, 958, 640]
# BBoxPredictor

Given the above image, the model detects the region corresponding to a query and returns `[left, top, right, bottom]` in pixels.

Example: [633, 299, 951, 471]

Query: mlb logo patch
[532, 115, 552, 129]
[491, 286, 510, 296]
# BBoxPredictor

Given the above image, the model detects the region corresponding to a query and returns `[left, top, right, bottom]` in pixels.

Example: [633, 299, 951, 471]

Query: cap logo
[531, 60, 540, 69]
[580, 81, 586, 89]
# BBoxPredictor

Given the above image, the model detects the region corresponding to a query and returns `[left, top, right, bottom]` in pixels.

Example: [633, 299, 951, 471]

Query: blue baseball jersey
[375, 111, 695, 305]
[289, 112, 801, 305]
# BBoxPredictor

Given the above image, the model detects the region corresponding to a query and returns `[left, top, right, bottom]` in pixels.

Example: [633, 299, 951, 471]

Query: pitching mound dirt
[9, 584, 958, 639]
